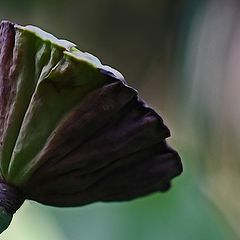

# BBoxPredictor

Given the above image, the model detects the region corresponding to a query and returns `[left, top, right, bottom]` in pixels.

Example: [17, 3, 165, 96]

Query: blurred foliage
[0, 0, 240, 239]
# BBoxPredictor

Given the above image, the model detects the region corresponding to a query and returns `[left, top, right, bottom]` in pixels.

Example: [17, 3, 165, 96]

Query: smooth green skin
[0, 207, 12, 234]
[0, 24, 112, 185]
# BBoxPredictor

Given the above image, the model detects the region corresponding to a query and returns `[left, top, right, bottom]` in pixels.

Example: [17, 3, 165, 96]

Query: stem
[0, 182, 24, 234]
[0, 207, 12, 234]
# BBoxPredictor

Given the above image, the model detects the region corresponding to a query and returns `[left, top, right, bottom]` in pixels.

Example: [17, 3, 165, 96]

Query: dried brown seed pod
[0, 20, 182, 233]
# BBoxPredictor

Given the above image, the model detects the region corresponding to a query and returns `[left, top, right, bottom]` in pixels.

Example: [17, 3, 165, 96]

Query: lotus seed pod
[0, 20, 182, 233]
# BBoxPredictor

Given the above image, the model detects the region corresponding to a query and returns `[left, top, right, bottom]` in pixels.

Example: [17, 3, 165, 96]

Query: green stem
[0, 207, 13, 234]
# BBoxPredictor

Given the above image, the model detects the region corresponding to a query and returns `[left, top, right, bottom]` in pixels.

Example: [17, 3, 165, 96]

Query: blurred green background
[1, 0, 240, 239]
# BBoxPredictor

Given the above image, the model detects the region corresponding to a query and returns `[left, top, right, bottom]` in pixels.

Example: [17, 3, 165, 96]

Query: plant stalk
[0, 182, 24, 234]
[0, 207, 12, 233]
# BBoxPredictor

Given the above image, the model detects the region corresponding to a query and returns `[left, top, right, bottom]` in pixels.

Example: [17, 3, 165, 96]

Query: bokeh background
[1, 0, 240, 239]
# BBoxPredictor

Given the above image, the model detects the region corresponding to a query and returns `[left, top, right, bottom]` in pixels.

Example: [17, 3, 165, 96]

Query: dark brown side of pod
[23, 79, 182, 207]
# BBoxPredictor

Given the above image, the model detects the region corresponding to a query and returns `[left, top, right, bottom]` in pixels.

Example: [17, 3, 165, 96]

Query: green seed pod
[0, 20, 182, 233]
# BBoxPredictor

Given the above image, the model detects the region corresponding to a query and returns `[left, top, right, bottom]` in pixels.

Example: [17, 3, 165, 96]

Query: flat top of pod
[15, 22, 125, 82]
